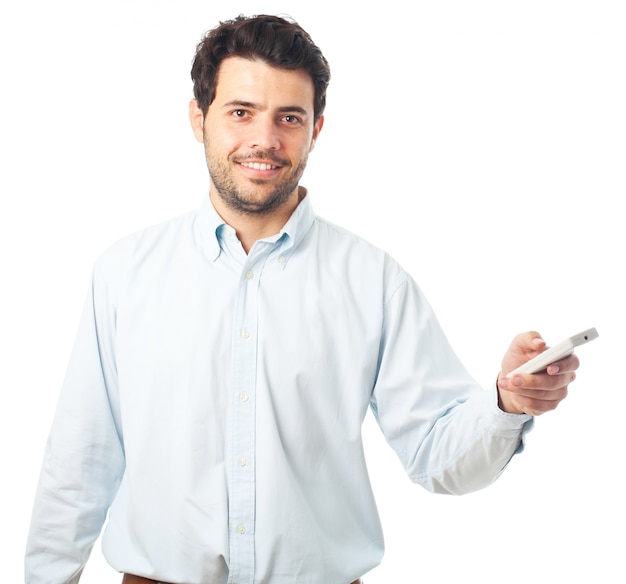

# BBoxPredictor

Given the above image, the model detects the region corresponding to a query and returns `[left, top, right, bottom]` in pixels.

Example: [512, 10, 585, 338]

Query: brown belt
[123, 574, 362, 584]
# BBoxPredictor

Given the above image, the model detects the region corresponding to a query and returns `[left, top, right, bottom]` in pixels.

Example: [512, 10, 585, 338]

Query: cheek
[288, 134, 316, 159]
[205, 131, 240, 159]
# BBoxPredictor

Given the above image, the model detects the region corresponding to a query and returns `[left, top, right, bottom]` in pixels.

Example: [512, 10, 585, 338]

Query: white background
[1, 1, 624, 582]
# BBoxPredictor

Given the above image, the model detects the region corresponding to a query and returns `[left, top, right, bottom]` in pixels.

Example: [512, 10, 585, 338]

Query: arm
[371, 273, 531, 495]
[25, 265, 125, 584]
[497, 331, 579, 416]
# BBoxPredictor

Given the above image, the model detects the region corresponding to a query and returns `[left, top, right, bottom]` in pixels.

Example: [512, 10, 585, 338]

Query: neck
[210, 187, 305, 254]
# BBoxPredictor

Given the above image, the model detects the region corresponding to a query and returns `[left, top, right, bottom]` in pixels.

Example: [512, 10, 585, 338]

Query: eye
[231, 109, 249, 119]
[282, 114, 302, 125]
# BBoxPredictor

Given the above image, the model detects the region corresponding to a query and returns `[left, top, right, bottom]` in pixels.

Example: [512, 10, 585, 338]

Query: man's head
[191, 14, 330, 124]
[189, 15, 330, 222]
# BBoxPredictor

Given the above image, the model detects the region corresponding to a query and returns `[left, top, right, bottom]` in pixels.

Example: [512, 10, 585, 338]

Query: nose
[248, 115, 280, 150]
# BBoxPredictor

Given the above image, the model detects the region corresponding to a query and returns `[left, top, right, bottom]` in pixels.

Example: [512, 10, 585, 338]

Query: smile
[240, 162, 279, 171]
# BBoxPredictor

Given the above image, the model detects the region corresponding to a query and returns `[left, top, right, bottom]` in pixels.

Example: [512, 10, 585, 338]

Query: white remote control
[507, 327, 599, 376]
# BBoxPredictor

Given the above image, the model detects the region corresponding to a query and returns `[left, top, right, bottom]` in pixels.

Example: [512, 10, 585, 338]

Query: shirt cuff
[488, 381, 534, 451]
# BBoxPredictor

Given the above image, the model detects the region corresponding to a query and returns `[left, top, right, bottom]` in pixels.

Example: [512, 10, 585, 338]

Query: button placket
[227, 255, 265, 584]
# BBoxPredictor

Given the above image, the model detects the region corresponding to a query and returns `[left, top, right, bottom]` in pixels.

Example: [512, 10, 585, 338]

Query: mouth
[239, 161, 280, 171]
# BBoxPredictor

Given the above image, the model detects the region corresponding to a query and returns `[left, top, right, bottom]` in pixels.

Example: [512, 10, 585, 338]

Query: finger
[513, 385, 569, 401]
[499, 371, 576, 392]
[509, 390, 568, 415]
[546, 353, 580, 375]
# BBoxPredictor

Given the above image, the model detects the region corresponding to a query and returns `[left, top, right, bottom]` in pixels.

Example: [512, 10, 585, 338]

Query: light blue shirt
[26, 193, 530, 584]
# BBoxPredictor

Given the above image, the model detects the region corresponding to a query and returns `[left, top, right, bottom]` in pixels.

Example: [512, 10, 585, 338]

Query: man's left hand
[497, 331, 579, 416]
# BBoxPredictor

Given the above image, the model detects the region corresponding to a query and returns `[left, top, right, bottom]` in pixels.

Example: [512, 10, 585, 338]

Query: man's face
[193, 56, 323, 216]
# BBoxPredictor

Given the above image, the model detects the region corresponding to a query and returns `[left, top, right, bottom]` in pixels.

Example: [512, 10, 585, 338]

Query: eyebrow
[222, 100, 310, 117]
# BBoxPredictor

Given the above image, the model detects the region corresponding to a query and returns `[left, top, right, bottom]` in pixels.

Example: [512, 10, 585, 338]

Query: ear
[309, 115, 324, 153]
[189, 99, 205, 143]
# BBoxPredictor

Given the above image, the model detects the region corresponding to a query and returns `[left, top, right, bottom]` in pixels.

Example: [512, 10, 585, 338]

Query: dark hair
[191, 14, 330, 122]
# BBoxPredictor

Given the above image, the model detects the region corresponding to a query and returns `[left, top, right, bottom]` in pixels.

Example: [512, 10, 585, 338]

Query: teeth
[241, 162, 277, 171]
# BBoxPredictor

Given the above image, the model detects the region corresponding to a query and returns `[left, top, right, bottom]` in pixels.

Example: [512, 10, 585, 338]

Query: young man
[25, 14, 578, 584]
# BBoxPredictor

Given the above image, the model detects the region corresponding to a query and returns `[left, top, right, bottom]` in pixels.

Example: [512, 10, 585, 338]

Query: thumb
[501, 331, 546, 376]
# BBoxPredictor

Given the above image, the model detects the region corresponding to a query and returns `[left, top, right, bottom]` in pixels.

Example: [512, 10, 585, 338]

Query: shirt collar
[194, 195, 227, 262]
[274, 188, 315, 256]
[195, 189, 315, 263]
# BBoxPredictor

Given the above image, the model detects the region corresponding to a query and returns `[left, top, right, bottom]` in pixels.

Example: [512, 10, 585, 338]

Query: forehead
[213, 56, 315, 110]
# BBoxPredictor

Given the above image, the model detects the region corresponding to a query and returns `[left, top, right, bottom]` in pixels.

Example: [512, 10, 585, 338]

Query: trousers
[122, 574, 363, 584]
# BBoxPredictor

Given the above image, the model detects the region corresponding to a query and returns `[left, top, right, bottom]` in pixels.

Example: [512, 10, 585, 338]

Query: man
[25, 14, 578, 584]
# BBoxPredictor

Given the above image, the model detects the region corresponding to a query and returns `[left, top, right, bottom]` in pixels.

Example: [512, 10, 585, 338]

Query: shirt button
[245, 270, 254, 280]
[278, 255, 286, 264]
[238, 457, 248, 466]
[237, 524, 246, 535]
[239, 392, 249, 403]
[241, 329, 250, 339]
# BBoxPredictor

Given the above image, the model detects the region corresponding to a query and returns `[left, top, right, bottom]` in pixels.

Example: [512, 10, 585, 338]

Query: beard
[205, 141, 308, 217]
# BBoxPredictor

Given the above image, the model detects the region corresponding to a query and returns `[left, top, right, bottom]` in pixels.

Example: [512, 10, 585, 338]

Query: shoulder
[92, 207, 200, 284]
[311, 215, 410, 299]
[312, 215, 384, 256]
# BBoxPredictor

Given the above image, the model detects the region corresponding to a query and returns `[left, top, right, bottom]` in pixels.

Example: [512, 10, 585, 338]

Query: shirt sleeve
[25, 260, 125, 583]
[370, 271, 532, 495]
